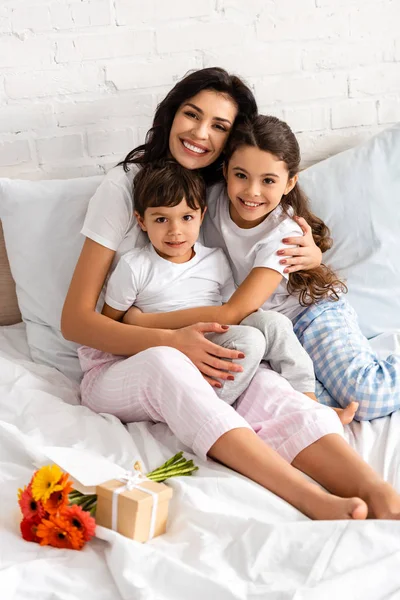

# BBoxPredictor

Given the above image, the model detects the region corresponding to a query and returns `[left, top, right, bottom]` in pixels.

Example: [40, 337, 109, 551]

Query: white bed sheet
[1, 323, 400, 600]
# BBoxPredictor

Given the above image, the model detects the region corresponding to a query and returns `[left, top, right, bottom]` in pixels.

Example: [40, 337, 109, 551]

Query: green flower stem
[148, 466, 198, 482]
[80, 494, 97, 510]
[69, 496, 88, 506]
[69, 492, 97, 510]
[148, 461, 196, 478]
[147, 458, 187, 477]
[69, 490, 82, 500]
[150, 452, 183, 472]
[147, 459, 195, 477]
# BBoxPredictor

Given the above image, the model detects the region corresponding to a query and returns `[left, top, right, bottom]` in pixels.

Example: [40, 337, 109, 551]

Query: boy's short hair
[133, 158, 206, 217]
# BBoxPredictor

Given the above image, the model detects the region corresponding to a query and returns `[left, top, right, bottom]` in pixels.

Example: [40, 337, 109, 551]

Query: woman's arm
[278, 216, 322, 273]
[61, 238, 245, 383]
[123, 267, 282, 329]
[61, 238, 172, 354]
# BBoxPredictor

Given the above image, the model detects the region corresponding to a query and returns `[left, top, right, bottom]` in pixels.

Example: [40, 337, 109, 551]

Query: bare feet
[301, 488, 368, 521]
[333, 401, 359, 425]
[302, 393, 359, 426]
[364, 482, 400, 519]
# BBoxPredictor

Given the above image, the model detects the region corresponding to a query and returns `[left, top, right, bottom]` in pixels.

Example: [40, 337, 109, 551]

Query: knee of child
[236, 326, 266, 362]
[244, 309, 293, 334]
[264, 310, 293, 333]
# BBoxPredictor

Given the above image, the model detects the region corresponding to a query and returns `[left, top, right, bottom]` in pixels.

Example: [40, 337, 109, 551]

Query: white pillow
[0, 125, 398, 384]
[0, 176, 103, 382]
[299, 123, 400, 339]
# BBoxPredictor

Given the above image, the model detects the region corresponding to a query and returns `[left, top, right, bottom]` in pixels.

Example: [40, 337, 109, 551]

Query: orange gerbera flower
[61, 504, 96, 542]
[43, 473, 73, 514]
[18, 483, 45, 520]
[36, 515, 84, 550]
[31, 465, 64, 503]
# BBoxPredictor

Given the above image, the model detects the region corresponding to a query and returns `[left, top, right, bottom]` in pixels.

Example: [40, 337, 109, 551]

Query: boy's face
[135, 198, 205, 263]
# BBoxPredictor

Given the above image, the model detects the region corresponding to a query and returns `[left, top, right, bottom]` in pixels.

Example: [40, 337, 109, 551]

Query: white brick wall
[0, 0, 399, 179]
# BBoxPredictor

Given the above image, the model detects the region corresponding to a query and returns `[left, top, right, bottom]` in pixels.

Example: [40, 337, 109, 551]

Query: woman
[62, 68, 399, 519]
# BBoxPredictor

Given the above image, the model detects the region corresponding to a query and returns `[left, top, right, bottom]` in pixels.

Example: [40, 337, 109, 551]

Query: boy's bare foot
[364, 482, 400, 519]
[333, 401, 359, 425]
[301, 488, 368, 521]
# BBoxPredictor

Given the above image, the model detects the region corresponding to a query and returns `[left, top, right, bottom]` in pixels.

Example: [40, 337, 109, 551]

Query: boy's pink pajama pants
[78, 346, 343, 463]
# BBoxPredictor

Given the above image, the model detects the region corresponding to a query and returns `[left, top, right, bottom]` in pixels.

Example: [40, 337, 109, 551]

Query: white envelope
[41, 446, 129, 494]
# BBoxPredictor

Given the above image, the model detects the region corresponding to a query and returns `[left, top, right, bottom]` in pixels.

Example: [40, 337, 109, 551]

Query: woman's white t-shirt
[81, 167, 303, 321]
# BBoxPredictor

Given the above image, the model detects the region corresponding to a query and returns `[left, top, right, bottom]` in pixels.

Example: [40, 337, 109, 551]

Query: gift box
[95, 478, 173, 543]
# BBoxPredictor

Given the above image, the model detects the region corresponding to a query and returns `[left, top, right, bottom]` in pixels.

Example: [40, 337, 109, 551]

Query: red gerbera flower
[60, 504, 96, 542]
[20, 515, 41, 543]
[18, 483, 45, 520]
[36, 515, 84, 550]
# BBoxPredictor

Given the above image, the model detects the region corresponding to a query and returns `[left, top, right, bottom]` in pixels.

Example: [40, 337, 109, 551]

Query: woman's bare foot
[300, 487, 368, 521]
[333, 401, 359, 425]
[364, 482, 400, 519]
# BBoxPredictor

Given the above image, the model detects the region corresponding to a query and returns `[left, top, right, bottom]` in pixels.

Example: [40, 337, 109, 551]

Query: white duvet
[1, 324, 400, 600]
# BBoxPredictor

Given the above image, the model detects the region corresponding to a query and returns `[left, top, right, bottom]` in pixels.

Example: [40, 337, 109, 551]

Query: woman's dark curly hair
[224, 115, 347, 306]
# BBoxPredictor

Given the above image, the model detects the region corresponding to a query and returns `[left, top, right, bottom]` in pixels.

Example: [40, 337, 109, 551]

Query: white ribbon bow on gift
[111, 470, 159, 540]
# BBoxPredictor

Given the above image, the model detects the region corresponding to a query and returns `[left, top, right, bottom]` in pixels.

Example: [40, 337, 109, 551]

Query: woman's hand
[277, 217, 322, 273]
[172, 323, 245, 388]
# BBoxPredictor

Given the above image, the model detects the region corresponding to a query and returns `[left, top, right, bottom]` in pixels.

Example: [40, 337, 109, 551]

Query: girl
[62, 68, 399, 520]
[128, 113, 400, 423]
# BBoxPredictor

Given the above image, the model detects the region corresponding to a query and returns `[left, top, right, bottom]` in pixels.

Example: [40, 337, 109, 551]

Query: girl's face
[169, 90, 238, 170]
[225, 145, 298, 229]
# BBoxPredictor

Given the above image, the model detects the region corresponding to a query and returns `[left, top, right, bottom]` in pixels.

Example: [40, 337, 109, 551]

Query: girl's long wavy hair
[224, 115, 347, 306]
[118, 67, 258, 186]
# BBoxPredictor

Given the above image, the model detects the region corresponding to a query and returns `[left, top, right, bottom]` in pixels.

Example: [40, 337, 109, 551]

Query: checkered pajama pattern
[293, 297, 400, 420]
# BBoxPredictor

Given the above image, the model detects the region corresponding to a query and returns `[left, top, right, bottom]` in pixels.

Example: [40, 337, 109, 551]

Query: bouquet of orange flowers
[17, 464, 96, 550]
[18, 452, 198, 549]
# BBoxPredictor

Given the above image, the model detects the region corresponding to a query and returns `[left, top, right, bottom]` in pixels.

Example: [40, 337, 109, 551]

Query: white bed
[1, 126, 400, 599]
[1, 324, 400, 599]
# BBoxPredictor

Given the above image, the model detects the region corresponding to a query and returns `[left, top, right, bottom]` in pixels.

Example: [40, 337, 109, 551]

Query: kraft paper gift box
[41, 446, 174, 543]
[95, 478, 173, 543]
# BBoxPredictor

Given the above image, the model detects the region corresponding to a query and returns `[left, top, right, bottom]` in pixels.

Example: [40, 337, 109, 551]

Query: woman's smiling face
[169, 89, 238, 170]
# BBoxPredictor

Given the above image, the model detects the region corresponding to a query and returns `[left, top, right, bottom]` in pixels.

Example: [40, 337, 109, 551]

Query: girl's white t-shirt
[81, 167, 303, 321]
[201, 183, 304, 321]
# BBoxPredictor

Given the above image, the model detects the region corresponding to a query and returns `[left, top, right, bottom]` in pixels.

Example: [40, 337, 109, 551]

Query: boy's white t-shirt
[201, 183, 304, 321]
[81, 167, 303, 320]
[105, 242, 235, 313]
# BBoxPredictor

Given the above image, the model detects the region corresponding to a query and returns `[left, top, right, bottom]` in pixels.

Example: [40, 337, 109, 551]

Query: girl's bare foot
[300, 487, 368, 521]
[302, 393, 358, 426]
[364, 482, 400, 519]
[333, 401, 359, 425]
